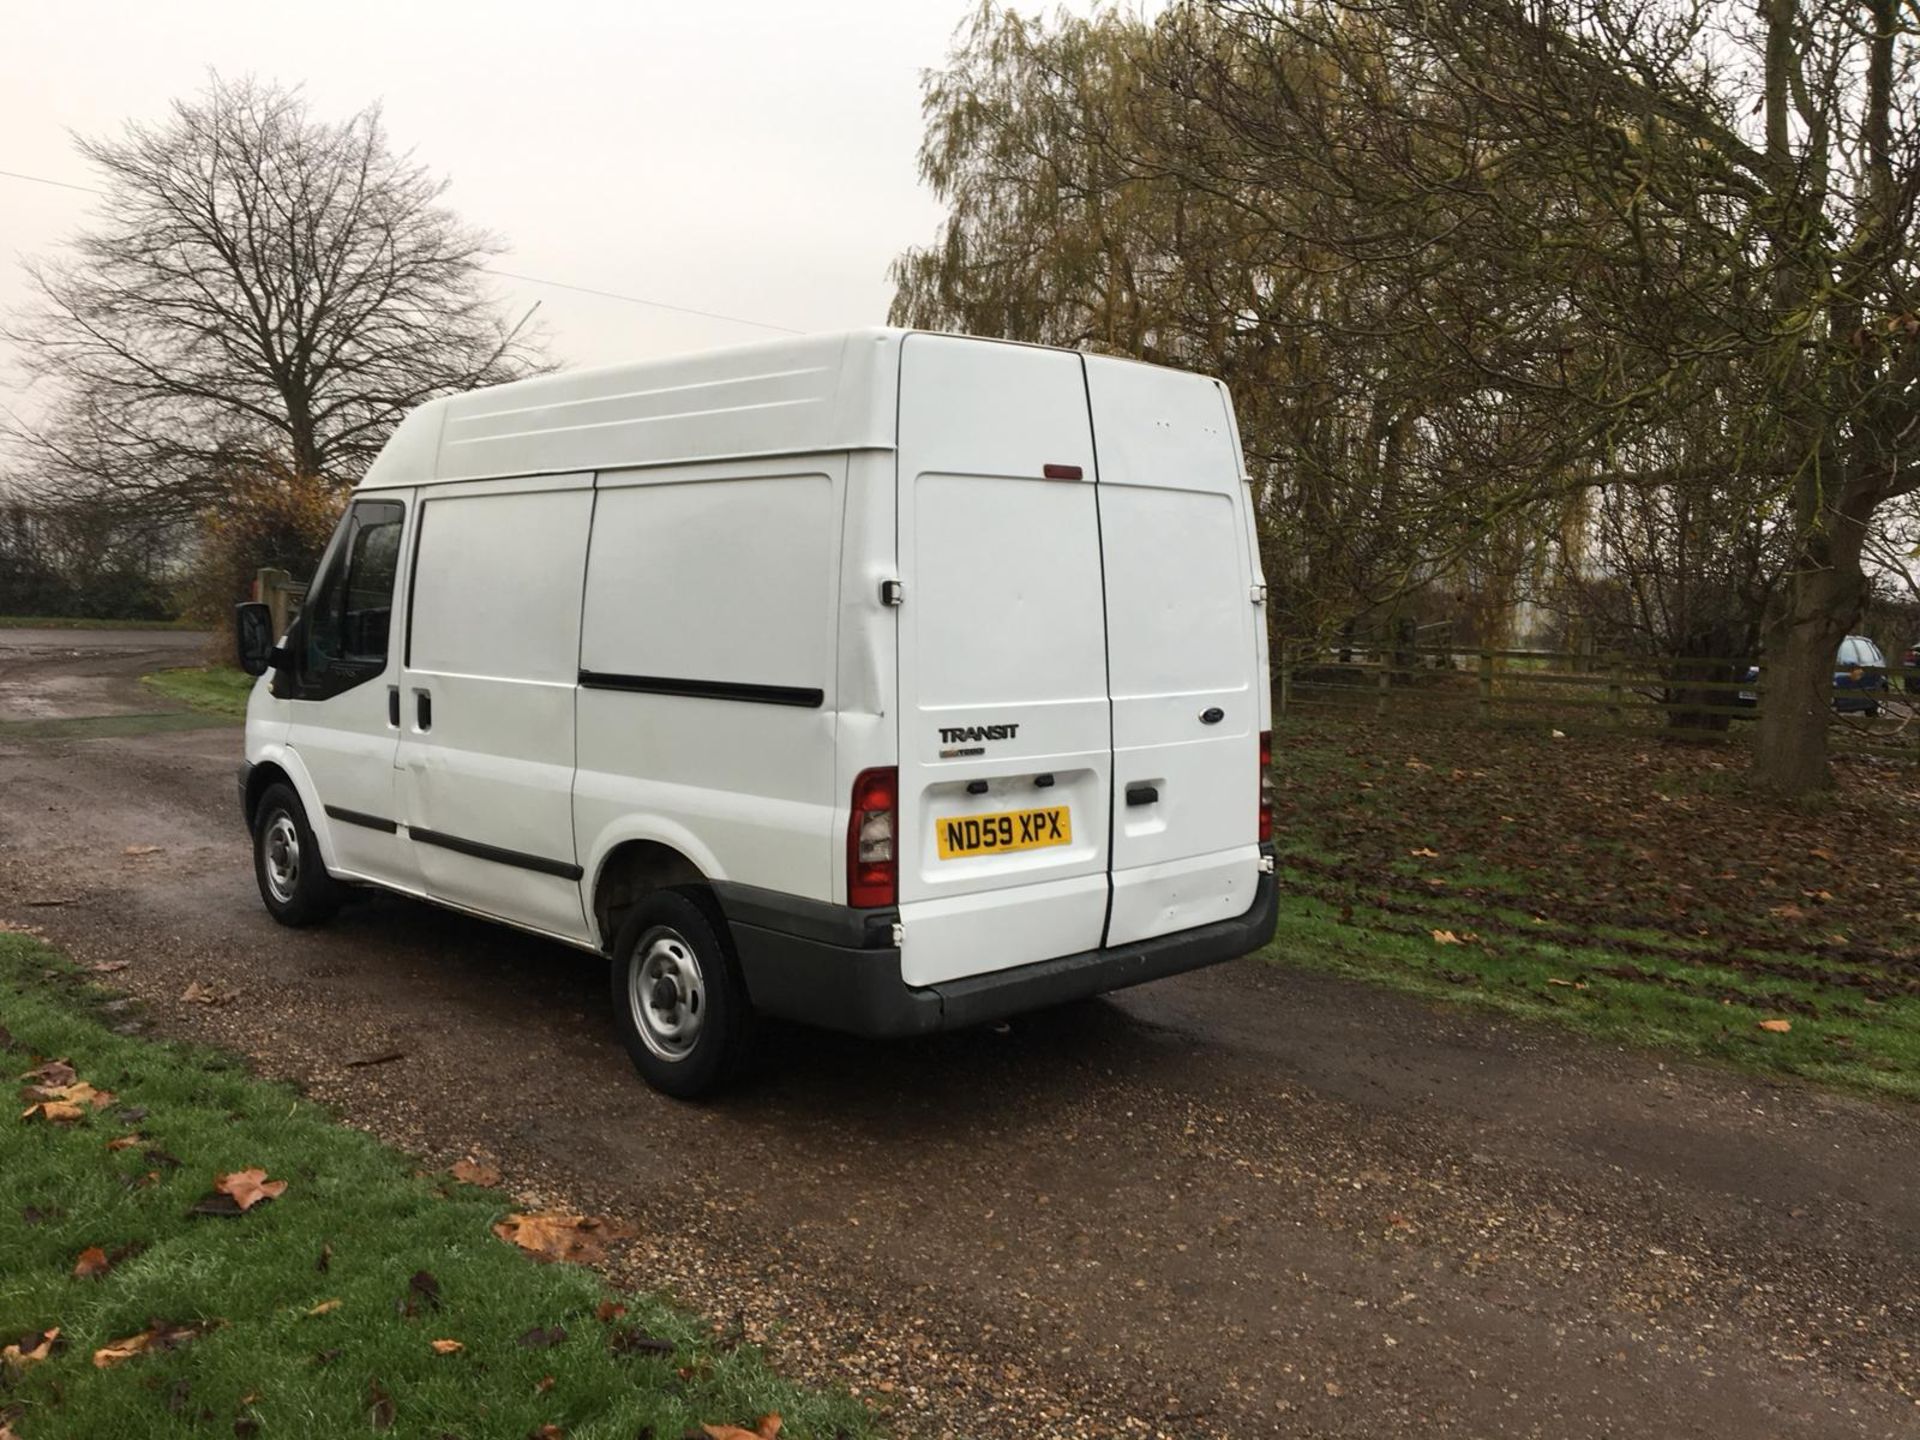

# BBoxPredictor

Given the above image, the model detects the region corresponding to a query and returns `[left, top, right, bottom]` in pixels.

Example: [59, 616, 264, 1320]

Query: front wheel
[251, 783, 342, 926]
[609, 890, 752, 1099]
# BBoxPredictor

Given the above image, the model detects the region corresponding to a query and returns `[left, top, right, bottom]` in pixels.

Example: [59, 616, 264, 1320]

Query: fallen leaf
[1545, 978, 1588, 990]
[105, 1133, 144, 1151]
[180, 981, 236, 1007]
[366, 1379, 395, 1431]
[89, 961, 131, 974]
[492, 1212, 635, 1265]
[535, 1374, 555, 1393]
[702, 1417, 781, 1440]
[306, 1299, 341, 1317]
[608, 1326, 674, 1357]
[594, 1300, 628, 1323]
[1408, 847, 1440, 858]
[406, 1270, 442, 1314]
[450, 1158, 501, 1188]
[72, 1246, 111, 1278]
[93, 1320, 216, 1368]
[21, 1099, 86, 1124]
[316, 1242, 333, 1273]
[2, 1328, 58, 1372]
[216, 1168, 288, 1212]
[429, 1338, 464, 1355]
[1757, 1018, 1792, 1033]
[19, 1059, 76, 1088]
[518, 1325, 568, 1350]
[123, 844, 163, 856]
[1431, 929, 1462, 946]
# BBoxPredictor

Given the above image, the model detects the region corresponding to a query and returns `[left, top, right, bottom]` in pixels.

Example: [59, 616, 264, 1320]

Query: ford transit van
[235, 329, 1278, 1095]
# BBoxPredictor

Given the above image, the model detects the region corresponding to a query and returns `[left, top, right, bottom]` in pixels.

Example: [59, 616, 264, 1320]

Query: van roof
[360, 328, 1218, 488]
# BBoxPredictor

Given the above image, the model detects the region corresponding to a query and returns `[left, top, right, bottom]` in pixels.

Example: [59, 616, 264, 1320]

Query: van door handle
[1125, 784, 1159, 807]
[387, 686, 400, 727]
[415, 690, 432, 731]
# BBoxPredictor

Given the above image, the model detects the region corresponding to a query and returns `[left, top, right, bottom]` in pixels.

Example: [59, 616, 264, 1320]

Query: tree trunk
[1751, 521, 1868, 794]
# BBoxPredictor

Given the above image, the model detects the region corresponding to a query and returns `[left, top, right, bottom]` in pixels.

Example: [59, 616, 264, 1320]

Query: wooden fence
[1276, 642, 1920, 754]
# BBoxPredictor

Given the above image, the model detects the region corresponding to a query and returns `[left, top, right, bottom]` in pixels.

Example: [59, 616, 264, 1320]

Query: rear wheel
[251, 783, 342, 927]
[609, 889, 751, 1099]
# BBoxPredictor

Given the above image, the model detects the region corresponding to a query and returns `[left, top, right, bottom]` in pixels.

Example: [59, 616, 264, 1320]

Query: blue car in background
[1738, 635, 1891, 714]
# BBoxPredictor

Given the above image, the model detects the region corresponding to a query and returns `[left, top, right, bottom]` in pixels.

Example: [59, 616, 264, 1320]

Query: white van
[234, 329, 1278, 1095]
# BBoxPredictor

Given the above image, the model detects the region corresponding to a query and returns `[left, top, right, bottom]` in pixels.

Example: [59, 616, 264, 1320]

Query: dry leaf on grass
[72, 1246, 110, 1279]
[1757, 1018, 1793, 1033]
[105, 1133, 144, 1151]
[192, 1168, 287, 1217]
[1431, 929, 1462, 946]
[492, 1212, 635, 1265]
[1408, 847, 1440, 858]
[703, 1415, 783, 1440]
[93, 1320, 216, 1368]
[450, 1157, 501, 1188]
[307, 1299, 341, 1317]
[2, 1328, 58, 1372]
[429, 1338, 464, 1355]
[21, 1060, 77, 1088]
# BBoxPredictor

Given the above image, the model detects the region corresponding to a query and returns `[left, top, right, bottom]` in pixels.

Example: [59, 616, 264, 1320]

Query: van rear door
[893, 335, 1112, 987]
[1084, 356, 1263, 945]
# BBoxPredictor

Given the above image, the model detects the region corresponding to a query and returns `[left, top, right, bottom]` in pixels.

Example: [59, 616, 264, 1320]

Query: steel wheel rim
[630, 928, 705, 1061]
[263, 812, 300, 904]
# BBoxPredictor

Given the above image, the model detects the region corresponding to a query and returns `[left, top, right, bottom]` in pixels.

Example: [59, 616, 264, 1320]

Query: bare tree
[3, 75, 550, 524]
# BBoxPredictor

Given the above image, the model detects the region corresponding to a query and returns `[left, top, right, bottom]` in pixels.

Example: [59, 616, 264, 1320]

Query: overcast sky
[0, 0, 1106, 386]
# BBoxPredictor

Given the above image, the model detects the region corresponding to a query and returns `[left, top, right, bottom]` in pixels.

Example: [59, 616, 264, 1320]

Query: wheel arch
[590, 838, 716, 954]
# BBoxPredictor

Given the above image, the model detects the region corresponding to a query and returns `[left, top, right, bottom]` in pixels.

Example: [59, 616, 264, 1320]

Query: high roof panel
[360, 327, 911, 488]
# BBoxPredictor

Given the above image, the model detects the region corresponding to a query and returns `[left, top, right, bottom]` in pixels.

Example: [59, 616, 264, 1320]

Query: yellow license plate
[936, 805, 1072, 860]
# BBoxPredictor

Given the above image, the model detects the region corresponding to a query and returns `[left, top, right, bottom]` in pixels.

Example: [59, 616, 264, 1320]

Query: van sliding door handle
[1125, 784, 1159, 807]
[387, 686, 400, 727]
[415, 690, 432, 731]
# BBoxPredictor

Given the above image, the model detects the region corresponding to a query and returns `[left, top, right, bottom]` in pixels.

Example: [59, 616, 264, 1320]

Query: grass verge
[0, 617, 204, 632]
[141, 666, 254, 719]
[0, 929, 875, 1439]
[1262, 716, 1920, 1102]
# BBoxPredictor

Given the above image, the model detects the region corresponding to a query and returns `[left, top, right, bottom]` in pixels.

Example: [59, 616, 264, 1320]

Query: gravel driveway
[1, 628, 1915, 1438]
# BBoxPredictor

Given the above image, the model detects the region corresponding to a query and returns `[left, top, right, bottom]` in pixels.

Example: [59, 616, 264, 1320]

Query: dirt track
[1, 628, 1916, 1438]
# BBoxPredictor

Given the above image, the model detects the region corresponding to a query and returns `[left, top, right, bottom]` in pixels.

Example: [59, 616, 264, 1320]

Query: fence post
[1376, 655, 1390, 717]
[1608, 652, 1624, 726]
[1478, 650, 1493, 722]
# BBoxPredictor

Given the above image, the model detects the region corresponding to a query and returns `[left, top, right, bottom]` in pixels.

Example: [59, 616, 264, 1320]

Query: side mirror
[235, 603, 278, 677]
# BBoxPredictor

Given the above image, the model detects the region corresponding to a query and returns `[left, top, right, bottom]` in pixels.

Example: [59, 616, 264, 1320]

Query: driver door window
[294, 500, 405, 700]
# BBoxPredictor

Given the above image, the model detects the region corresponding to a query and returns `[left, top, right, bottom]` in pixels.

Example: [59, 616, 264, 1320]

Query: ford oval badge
[1200, 706, 1225, 725]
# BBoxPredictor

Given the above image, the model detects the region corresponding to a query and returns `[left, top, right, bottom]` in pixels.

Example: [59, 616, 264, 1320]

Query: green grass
[141, 666, 255, 719]
[0, 932, 876, 1440]
[1261, 716, 1920, 1101]
[0, 616, 204, 632]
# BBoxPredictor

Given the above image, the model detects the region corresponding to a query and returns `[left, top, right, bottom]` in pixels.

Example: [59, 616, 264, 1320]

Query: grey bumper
[718, 847, 1279, 1038]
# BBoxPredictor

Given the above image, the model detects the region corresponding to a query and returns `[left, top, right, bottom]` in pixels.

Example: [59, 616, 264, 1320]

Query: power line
[0, 164, 801, 335]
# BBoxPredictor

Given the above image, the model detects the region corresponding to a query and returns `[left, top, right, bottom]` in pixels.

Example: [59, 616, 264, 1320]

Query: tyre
[251, 782, 343, 927]
[609, 889, 752, 1099]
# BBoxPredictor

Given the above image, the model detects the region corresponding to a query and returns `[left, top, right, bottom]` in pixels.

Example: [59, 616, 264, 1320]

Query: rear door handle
[1125, 784, 1159, 807]
[387, 686, 400, 727]
[415, 689, 432, 731]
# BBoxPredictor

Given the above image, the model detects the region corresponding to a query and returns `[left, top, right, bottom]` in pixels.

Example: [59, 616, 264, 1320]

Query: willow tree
[4, 75, 550, 526]
[890, 3, 1572, 649]
[1164, 0, 1920, 794]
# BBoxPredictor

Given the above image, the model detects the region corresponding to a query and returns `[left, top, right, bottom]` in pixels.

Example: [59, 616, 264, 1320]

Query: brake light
[1258, 730, 1274, 843]
[848, 766, 897, 908]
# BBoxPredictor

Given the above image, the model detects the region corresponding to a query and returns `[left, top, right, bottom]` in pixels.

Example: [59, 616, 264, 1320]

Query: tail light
[848, 766, 897, 908]
[1258, 730, 1274, 843]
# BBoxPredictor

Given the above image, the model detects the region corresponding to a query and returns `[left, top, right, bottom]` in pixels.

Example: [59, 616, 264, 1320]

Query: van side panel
[398, 475, 595, 940]
[1085, 358, 1263, 946]
[894, 334, 1112, 987]
[828, 448, 902, 906]
[573, 456, 846, 912]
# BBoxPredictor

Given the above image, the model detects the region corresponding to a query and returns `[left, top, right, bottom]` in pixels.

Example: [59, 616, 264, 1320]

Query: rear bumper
[717, 847, 1279, 1038]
